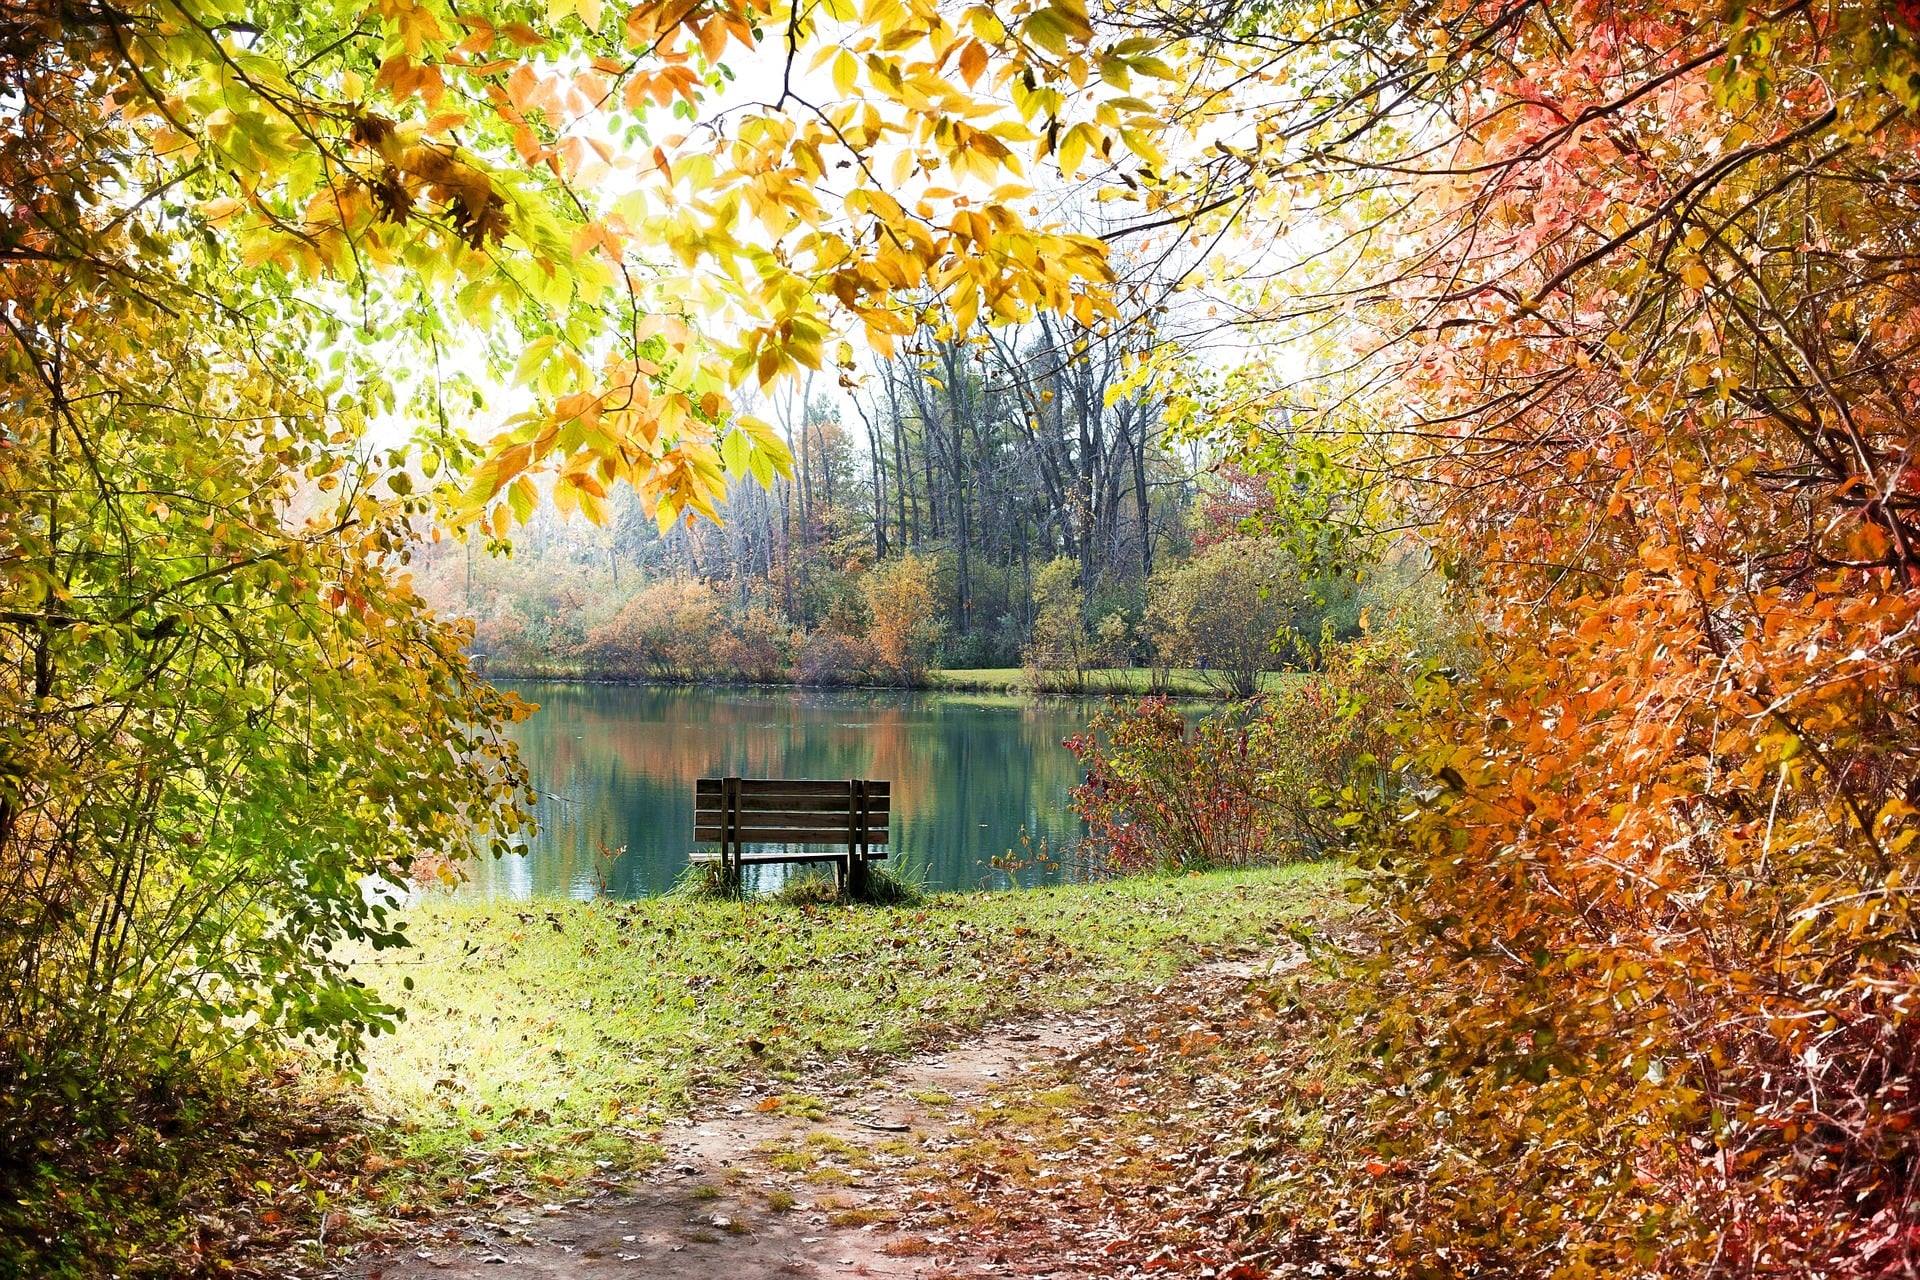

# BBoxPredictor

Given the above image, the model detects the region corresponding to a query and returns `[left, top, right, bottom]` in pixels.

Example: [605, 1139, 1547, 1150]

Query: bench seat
[691, 776, 891, 890]
[688, 848, 890, 865]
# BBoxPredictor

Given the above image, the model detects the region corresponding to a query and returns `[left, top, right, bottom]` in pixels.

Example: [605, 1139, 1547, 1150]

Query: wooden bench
[691, 776, 890, 892]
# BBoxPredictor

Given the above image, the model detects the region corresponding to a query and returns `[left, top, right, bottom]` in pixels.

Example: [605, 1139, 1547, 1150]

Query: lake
[462, 681, 1110, 899]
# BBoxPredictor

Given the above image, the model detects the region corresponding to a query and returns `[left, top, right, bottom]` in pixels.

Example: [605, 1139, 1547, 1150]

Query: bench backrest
[694, 777, 891, 847]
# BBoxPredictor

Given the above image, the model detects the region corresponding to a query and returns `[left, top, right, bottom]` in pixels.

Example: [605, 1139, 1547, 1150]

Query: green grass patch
[764, 861, 926, 908]
[487, 666, 1302, 698]
[764, 1092, 830, 1121]
[354, 865, 1336, 1199]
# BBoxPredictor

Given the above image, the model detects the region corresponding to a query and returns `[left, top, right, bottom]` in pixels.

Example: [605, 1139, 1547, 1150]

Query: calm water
[464, 682, 1107, 899]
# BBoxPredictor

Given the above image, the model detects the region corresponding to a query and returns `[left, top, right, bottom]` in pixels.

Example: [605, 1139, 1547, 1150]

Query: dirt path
[344, 953, 1297, 1280]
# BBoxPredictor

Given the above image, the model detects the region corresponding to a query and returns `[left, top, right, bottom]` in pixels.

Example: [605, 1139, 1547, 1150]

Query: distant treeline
[415, 322, 1414, 689]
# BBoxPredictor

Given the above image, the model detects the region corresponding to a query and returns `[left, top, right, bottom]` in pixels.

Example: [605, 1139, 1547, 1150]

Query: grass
[489, 664, 1302, 698]
[677, 860, 927, 907]
[351, 865, 1338, 1201]
[927, 668, 1306, 696]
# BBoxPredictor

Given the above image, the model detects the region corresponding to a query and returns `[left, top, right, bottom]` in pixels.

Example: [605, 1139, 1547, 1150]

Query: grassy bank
[479, 663, 1303, 698]
[351, 865, 1339, 1203]
[927, 667, 1304, 696]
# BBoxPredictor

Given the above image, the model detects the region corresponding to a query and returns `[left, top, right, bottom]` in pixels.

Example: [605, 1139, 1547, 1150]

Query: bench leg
[847, 854, 868, 899]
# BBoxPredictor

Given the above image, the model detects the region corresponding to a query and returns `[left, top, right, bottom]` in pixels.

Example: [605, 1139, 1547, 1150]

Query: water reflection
[463, 682, 1102, 899]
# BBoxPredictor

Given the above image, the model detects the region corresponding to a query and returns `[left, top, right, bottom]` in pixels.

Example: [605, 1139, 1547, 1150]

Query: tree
[1145, 539, 1305, 698]
[39, 0, 1920, 1266]
[3, 0, 1154, 1096]
[0, 0, 1220, 1266]
[1023, 557, 1093, 692]
[1093, 610, 1135, 669]
[580, 579, 729, 680]
[0, 265, 534, 1112]
[863, 554, 942, 684]
[1113, 1, 1920, 1271]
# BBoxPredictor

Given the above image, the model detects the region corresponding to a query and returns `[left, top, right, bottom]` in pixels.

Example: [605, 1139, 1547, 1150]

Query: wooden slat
[696, 808, 888, 829]
[695, 824, 890, 844]
[690, 850, 889, 864]
[696, 778, 889, 797]
[697, 795, 891, 817]
[733, 794, 890, 817]
[715, 827, 890, 841]
[698, 794, 890, 817]
[698, 821, 890, 840]
[695, 816, 889, 835]
[694, 813, 890, 829]
[698, 805, 890, 825]
[741, 778, 886, 796]
[697, 778, 852, 795]
[693, 826, 891, 843]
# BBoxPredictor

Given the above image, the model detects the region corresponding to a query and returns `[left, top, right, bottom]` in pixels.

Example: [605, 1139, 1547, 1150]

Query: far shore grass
[480, 664, 1305, 698]
[926, 667, 1303, 695]
[345, 865, 1340, 1205]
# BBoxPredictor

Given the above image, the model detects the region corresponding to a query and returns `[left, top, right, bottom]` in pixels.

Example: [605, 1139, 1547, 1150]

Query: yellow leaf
[959, 40, 987, 86]
[1052, 0, 1092, 41]
[1058, 122, 1095, 177]
[1023, 7, 1071, 56]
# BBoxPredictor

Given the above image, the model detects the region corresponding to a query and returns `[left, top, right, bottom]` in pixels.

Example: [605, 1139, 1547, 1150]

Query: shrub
[1254, 632, 1412, 854]
[768, 871, 843, 906]
[671, 859, 742, 900]
[792, 631, 880, 686]
[1024, 557, 1094, 693]
[851, 858, 926, 906]
[862, 553, 941, 683]
[0, 290, 533, 1274]
[939, 628, 1014, 671]
[579, 578, 727, 679]
[578, 583, 796, 683]
[771, 860, 925, 906]
[711, 603, 796, 682]
[1068, 634, 1415, 874]
[1144, 537, 1306, 697]
[1067, 699, 1286, 873]
[1093, 609, 1135, 669]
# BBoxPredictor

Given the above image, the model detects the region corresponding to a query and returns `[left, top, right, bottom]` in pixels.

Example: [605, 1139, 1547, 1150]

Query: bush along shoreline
[471, 662, 1305, 699]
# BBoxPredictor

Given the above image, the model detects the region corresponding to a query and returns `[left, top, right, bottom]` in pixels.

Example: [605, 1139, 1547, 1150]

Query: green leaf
[508, 475, 537, 524]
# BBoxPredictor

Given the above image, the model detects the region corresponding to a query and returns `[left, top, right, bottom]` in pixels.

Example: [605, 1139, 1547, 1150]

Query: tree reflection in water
[461, 682, 1104, 899]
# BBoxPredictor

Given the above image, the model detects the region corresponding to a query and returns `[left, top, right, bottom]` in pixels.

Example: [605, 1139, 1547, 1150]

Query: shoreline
[472, 665, 1296, 699]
